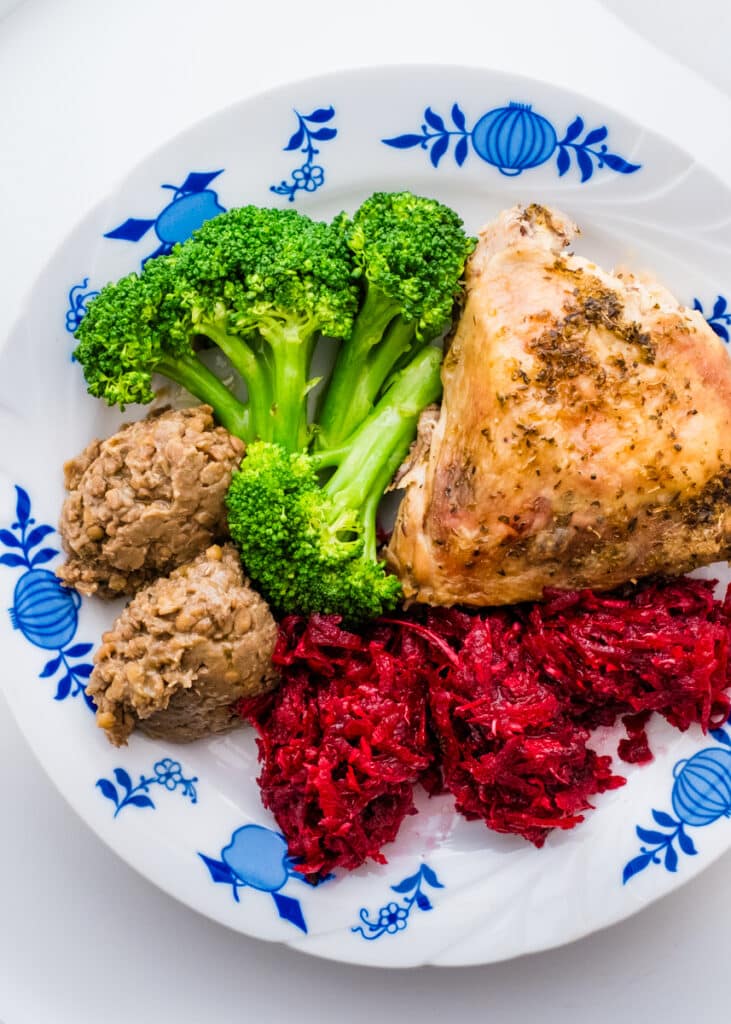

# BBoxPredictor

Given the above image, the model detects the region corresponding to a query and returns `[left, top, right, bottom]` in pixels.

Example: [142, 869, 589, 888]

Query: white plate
[1, 65, 730, 968]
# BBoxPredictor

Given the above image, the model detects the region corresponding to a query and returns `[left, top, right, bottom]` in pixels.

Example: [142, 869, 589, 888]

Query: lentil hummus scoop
[57, 405, 245, 598]
[88, 544, 279, 746]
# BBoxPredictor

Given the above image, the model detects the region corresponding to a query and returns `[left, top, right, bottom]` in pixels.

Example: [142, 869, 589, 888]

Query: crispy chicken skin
[386, 204, 731, 606]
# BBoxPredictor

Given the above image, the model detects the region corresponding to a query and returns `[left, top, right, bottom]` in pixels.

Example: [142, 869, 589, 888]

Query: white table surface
[2, 1, 731, 1020]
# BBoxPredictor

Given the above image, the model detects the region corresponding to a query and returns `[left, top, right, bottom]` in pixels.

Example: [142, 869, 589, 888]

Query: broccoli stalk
[154, 351, 252, 439]
[182, 319, 272, 442]
[316, 192, 475, 451]
[226, 345, 443, 622]
[187, 310, 320, 451]
[74, 207, 357, 451]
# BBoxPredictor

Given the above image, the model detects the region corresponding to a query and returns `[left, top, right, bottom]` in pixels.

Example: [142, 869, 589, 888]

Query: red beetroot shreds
[424, 577, 731, 845]
[523, 578, 731, 732]
[240, 576, 731, 870]
[426, 613, 625, 846]
[237, 616, 435, 881]
[618, 711, 654, 765]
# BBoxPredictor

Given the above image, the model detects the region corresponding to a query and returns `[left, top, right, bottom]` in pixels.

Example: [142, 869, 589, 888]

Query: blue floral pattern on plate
[1, 486, 94, 708]
[383, 101, 641, 181]
[103, 170, 226, 264]
[65, 170, 228, 332]
[200, 825, 310, 932]
[65, 278, 100, 334]
[270, 106, 337, 201]
[693, 295, 731, 342]
[623, 716, 731, 882]
[97, 758, 198, 817]
[352, 863, 444, 940]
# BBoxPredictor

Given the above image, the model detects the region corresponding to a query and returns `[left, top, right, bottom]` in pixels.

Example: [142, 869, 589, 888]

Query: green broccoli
[226, 345, 443, 622]
[315, 191, 475, 451]
[74, 206, 357, 450]
[74, 194, 469, 622]
[73, 254, 251, 438]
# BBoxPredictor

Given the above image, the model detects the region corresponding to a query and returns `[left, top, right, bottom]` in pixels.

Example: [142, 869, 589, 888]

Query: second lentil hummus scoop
[87, 544, 279, 746]
[57, 405, 244, 598]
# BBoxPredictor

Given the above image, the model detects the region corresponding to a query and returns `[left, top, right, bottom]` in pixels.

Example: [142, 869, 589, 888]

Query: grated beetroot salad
[237, 614, 435, 881]
[422, 607, 625, 846]
[239, 577, 731, 876]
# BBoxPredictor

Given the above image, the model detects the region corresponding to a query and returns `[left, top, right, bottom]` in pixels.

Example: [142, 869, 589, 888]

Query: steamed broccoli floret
[74, 254, 251, 439]
[226, 345, 443, 622]
[315, 192, 475, 450]
[74, 206, 357, 450]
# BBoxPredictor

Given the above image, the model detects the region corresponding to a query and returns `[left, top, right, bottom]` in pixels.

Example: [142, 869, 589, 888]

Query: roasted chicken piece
[387, 204, 731, 606]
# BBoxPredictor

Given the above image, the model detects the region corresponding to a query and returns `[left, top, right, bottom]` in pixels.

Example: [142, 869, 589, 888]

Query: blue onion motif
[623, 716, 731, 883]
[352, 863, 444, 941]
[471, 102, 557, 176]
[96, 757, 198, 817]
[270, 106, 337, 202]
[65, 278, 100, 334]
[11, 569, 79, 649]
[693, 295, 731, 343]
[1, 485, 95, 707]
[383, 101, 641, 183]
[103, 170, 226, 265]
[199, 824, 311, 932]
[671, 748, 731, 827]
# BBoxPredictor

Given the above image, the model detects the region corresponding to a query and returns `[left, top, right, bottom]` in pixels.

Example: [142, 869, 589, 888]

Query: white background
[2, 1, 731, 1020]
